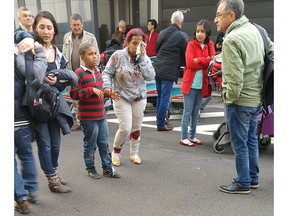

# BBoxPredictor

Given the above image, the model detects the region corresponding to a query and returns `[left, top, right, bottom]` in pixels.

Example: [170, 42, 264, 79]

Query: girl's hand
[44, 75, 57, 85]
[93, 88, 104, 98]
[193, 58, 198, 63]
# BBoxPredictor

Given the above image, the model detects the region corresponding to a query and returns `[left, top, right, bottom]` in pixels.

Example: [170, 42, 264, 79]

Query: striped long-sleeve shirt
[70, 65, 106, 121]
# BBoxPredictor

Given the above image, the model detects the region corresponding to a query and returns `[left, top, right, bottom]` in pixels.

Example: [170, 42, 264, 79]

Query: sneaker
[103, 166, 121, 178]
[28, 194, 39, 204]
[130, 154, 141, 164]
[87, 168, 101, 179]
[112, 152, 121, 166]
[232, 178, 259, 189]
[219, 182, 251, 194]
[15, 200, 30, 214]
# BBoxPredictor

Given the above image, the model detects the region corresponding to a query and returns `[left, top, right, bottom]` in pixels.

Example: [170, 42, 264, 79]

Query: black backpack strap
[24, 50, 35, 83]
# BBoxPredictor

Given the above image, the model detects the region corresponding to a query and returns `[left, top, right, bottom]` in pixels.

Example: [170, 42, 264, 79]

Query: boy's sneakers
[112, 152, 121, 166]
[15, 200, 30, 214]
[86, 168, 101, 179]
[130, 154, 141, 164]
[103, 166, 121, 178]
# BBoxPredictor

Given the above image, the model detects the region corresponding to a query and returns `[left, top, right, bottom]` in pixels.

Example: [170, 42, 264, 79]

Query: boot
[53, 168, 68, 185]
[46, 173, 71, 193]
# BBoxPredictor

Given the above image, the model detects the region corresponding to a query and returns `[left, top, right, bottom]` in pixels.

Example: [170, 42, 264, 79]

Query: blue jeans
[226, 104, 261, 187]
[14, 125, 38, 203]
[155, 76, 173, 128]
[80, 118, 112, 171]
[35, 118, 61, 174]
[181, 89, 202, 139]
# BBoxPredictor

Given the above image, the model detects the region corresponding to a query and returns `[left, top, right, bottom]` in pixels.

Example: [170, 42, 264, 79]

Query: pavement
[14, 95, 274, 216]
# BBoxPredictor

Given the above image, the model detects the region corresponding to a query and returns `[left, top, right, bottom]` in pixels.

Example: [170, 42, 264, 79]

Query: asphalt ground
[15, 95, 274, 216]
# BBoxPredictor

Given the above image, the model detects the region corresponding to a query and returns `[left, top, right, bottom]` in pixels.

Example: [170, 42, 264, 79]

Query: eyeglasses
[215, 12, 231, 19]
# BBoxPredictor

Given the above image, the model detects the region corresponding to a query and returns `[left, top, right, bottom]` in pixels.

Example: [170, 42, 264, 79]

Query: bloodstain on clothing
[130, 130, 141, 140]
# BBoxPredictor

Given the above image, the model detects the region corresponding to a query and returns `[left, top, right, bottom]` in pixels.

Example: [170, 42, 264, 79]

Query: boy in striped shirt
[70, 42, 121, 179]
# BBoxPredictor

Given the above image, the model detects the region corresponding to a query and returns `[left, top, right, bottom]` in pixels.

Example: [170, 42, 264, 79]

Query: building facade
[14, 0, 273, 52]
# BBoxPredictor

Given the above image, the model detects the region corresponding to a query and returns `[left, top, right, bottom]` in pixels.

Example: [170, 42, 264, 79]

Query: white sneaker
[130, 154, 141, 164]
[112, 152, 121, 166]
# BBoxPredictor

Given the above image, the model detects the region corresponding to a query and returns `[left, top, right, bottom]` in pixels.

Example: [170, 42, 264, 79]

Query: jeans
[112, 97, 147, 155]
[155, 76, 173, 128]
[80, 118, 112, 171]
[226, 104, 261, 187]
[181, 89, 202, 139]
[35, 118, 61, 174]
[14, 125, 38, 203]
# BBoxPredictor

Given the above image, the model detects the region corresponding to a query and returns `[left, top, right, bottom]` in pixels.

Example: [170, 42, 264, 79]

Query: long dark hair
[193, 19, 212, 44]
[123, 28, 147, 48]
[32, 10, 58, 45]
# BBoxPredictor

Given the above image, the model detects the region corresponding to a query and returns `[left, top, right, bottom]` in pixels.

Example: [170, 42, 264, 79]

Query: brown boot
[15, 200, 30, 214]
[53, 169, 67, 185]
[46, 173, 71, 193]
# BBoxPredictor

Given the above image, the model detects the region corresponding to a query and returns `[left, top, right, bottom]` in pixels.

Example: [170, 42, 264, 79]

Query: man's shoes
[232, 178, 259, 189]
[87, 168, 101, 179]
[28, 194, 39, 204]
[103, 166, 121, 178]
[111, 152, 121, 166]
[71, 125, 81, 131]
[219, 182, 251, 194]
[157, 125, 173, 131]
[15, 200, 30, 214]
[130, 154, 142, 164]
[250, 182, 259, 189]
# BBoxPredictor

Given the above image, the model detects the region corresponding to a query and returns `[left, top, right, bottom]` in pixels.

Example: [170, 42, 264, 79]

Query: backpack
[19, 50, 60, 123]
[253, 23, 274, 113]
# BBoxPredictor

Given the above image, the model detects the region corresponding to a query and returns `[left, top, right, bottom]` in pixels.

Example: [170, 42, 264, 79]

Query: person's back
[153, 10, 188, 131]
[153, 14, 188, 83]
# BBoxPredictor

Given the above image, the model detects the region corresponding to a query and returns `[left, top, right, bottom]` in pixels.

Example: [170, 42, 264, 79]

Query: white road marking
[107, 112, 224, 136]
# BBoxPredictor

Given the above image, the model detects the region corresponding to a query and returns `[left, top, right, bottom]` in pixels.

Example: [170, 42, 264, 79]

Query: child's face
[81, 46, 98, 68]
[196, 25, 206, 44]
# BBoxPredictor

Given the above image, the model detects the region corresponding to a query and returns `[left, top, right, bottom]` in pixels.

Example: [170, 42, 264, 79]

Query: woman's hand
[44, 75, 57, 85]
[111, 90, 121, 101]
[93, 88, 104, 98]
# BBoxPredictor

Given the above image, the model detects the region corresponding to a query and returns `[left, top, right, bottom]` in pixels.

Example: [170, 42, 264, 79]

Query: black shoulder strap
[25, 50, 35, 83]
[253, 23, 269, 56]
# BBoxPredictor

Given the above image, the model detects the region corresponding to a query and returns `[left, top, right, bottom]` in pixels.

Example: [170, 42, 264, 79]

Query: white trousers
[112, 97, 147, 156]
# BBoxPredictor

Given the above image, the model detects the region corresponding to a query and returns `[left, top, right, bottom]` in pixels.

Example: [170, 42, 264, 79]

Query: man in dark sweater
[153, 10, 189, 131]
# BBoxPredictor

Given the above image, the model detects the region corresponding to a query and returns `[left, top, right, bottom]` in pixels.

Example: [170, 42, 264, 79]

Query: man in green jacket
[214, 0, 274, 194]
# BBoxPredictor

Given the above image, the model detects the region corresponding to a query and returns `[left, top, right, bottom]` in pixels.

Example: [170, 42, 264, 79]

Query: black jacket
[153, 24, 189, 83]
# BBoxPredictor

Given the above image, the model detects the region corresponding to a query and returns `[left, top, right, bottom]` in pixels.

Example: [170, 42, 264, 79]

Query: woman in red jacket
[180, 19, 215, 146]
